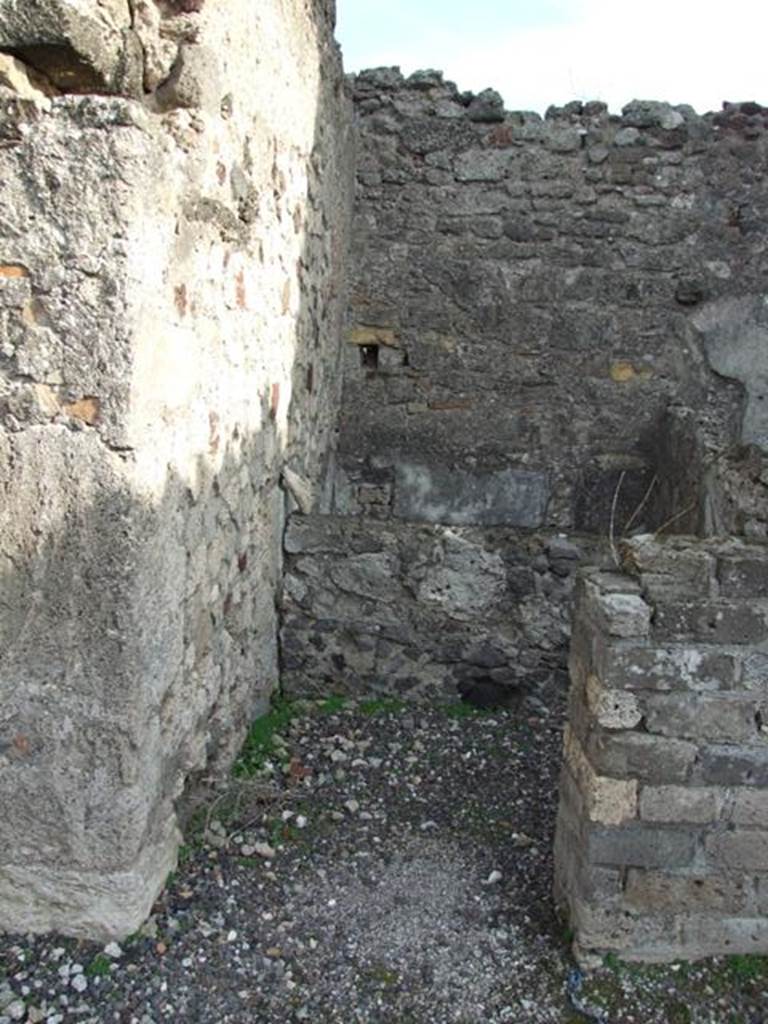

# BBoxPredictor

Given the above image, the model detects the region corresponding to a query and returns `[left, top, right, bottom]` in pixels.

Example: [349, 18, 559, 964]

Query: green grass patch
[236, 856, 261, 869]
[666, 1001, 692, 1024]
[85, 954, 112, 978]
[363, 964, 400, 987]
[233, 697, 296, 777]
[725, 954, 768, 982]
[359, 698, 406, 716]
[177, 842, 194, 867]
[317, 695, 347, 714]
[603, 951, 622, 973]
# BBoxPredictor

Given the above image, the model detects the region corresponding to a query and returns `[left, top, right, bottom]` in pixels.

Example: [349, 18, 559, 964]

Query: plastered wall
[0, 0, 353, 938]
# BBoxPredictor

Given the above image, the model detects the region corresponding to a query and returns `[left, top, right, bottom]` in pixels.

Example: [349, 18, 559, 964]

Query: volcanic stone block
[717, 548, 768, 598]
[596, 644, 739, 692]
[624, 871, 746, 913]
[732, 789, 768, 826]
[652, 601, 768, 645]
[564, 727, 638, 825]
[587, 731, 697, 784]
[585, 673, 643, 729]
[680, 916, 768, 958]
[571, 899, 682, 960]
[587, 824, 698, 870]
[581, 577, 651, 639]
[707, 832, 768, 871]
[643, 693, 758, 743]
[698, 746, 768, 787]
[639, 785, 723, 824]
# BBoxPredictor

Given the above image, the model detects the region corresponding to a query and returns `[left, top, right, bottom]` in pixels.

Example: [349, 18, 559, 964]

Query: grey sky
[336, 0, 768, 115]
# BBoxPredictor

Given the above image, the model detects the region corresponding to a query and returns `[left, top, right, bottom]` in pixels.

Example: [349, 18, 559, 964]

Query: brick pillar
[555, 536, 768, 963]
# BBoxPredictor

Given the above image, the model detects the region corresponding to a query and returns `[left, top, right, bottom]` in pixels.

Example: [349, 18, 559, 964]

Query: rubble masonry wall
[281, 68, 768, 700]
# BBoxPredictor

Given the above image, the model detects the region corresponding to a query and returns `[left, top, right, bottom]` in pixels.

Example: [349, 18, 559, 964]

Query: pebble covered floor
[1, 695, 767, 1024]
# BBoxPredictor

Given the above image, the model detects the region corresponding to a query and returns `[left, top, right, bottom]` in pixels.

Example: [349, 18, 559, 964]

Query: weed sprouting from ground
[232, 696, 296, 777]
[359, 698, 407, 716]
[85, 954, 112, 978]
[317, 694, 348, 714]
[725, 954, 768, 982]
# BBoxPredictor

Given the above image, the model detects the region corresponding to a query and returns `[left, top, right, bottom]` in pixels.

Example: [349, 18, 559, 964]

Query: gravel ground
[2, 692, 767, 1024]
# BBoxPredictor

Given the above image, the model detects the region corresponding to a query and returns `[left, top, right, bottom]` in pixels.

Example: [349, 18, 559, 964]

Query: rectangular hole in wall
[360, 344, 379, 370]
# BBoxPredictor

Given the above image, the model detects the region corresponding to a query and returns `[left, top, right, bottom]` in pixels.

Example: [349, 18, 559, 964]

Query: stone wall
[0, 0, 353, 938]
[555, 535, 768, 962]
[337, 70, 768, 535]
[282, 514, 607, 701]
[281, 70, 768, 704]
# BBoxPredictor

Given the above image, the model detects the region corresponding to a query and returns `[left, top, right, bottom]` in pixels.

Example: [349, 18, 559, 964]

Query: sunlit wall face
[337, 0, 768, 115]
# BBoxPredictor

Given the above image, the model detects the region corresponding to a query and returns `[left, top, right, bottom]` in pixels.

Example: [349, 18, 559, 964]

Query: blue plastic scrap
[567, 968, 610, 1023]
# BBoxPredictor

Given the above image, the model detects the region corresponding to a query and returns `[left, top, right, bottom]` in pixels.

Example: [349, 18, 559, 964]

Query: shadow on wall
[0, 1, 352, 939]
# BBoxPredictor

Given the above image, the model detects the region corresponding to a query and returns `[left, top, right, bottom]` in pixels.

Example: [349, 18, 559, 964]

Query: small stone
[344, 799, 360, 814]
[295, 815, 308, 829]
[7, 1002, 25, 1022]
[139, 917, 159, 939]
[614, 126, 641, 146]
[70, 974, 87, 994]
[254, 842, 277, 860]
[512, 832, 535, 848]
[266, 946, 283, 958]
[467, 88, 505, 123]
[103, 941, 123, 959]
[226, 930, 237, 942]
[484, 870, 503, 886]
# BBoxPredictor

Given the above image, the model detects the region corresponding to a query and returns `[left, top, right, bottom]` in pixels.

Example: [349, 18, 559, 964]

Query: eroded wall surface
[0, 0, 353, 938]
